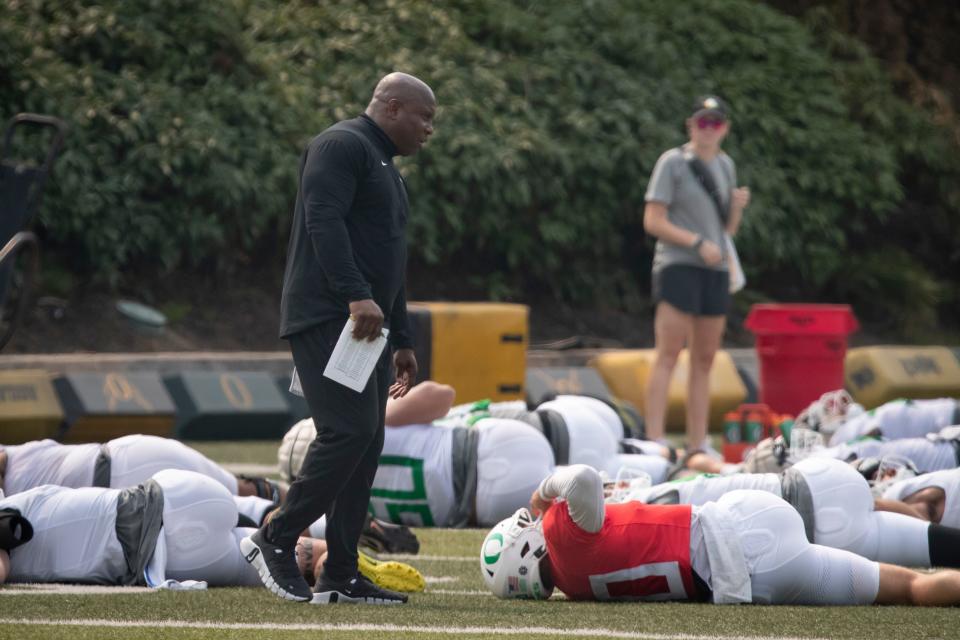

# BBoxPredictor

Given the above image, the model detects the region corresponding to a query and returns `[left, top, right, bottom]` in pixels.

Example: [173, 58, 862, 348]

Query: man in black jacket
[242, 72, 435, 605]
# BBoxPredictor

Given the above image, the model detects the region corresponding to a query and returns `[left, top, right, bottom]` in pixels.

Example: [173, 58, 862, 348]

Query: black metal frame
[0, 113, 68, 351]
[0, 232, 39, 350]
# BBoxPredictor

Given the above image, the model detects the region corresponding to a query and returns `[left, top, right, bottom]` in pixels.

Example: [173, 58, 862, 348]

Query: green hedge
[1, 0, 304, 279]
[2, 0, 958, 333]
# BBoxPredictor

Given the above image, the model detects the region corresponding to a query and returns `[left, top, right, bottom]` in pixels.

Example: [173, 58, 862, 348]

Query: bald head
[365, 72, 436, 156]
[369, 72, 435, 110]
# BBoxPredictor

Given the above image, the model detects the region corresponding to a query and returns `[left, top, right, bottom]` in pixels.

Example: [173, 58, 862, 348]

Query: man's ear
[386, 98, 402, 119]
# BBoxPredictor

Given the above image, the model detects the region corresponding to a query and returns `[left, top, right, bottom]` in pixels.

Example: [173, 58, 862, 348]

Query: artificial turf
[0, 442, 953, 639]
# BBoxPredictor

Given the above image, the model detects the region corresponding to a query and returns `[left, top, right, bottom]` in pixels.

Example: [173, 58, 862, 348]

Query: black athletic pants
[263, 320, 391, 583]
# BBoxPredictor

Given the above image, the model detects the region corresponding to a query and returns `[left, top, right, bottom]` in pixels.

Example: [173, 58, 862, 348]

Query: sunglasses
[696, 117, 726, 130]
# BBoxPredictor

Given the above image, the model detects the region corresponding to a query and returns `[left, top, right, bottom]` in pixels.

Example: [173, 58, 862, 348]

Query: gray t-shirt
[645, 145, 736, 273]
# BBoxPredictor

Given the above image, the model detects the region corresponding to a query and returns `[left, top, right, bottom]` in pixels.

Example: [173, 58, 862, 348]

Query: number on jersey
[588, 561, 688, 601]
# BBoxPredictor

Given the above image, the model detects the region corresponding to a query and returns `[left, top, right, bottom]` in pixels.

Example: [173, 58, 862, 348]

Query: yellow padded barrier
[0, 369, 65, 443]
[590, 349, 747, 432]
[845, 346, 960, 409]
[409, 302, 527, 404]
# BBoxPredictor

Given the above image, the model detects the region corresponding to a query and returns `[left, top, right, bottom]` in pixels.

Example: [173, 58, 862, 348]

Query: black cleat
[359, 514, 420, 554]
[312, 572, 409, 605]
[240, 529, 312, 602]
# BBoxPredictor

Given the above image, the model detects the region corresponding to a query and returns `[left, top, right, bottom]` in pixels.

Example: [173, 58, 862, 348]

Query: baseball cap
[691, 95, 728, 120]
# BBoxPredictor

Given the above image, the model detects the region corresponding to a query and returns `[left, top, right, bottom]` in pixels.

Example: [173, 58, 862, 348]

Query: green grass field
[1, 442, 954, 639]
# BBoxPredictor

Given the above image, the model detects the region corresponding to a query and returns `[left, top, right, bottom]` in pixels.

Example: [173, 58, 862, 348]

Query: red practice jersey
[542, 500, 698, 601]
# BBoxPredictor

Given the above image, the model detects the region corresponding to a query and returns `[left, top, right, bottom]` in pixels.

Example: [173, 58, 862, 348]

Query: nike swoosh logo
[381, 160, 388, 166]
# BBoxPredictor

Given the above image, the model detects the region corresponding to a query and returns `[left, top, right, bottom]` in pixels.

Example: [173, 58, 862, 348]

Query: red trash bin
[744, 304, 859, 415]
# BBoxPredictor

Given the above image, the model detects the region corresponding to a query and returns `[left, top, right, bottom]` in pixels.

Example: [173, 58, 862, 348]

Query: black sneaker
[240, 529, 312, 602]
[359, 514, 420, 554]
[312, 572, 409, 605]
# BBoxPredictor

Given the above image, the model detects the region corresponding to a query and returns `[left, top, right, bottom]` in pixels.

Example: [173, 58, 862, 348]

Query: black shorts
[652, 264, 730, 317]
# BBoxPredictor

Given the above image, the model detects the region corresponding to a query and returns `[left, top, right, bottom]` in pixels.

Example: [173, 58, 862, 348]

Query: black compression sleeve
[928, 523, 960, 568]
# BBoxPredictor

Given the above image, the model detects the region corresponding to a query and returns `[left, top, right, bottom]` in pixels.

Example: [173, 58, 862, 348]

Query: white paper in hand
[322, 317, 389, 392]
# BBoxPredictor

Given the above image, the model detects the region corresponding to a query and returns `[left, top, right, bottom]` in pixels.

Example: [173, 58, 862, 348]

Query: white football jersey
[1, 440, 99, 495]
[0, 484, 125, 583]
[371, 424, 455, 527]
[107, 435, 238, 494]
[820, 435, 956, 473]
[553, 395, 624, 443]
[629, 472, 782, 505]
[539, 398, 620, 477]
[372, 418, 555, 527]
[882, 468, 960, 528]
[829, 398, 959, 446]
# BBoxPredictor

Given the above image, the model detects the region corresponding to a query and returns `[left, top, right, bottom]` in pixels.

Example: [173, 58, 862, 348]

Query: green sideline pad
[54, 372, 176, 443]
[165, 371, 294, 440]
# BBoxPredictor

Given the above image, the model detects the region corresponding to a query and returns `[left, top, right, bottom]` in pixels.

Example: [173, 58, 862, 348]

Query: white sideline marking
[0, 619, 830, 640]
[427, 589, 572, 600]
[429, 588, 491, 597]
[424, 576, 459, 584]
[385, 554, 474, 562]
[0, 584, 153, 596]
[221, 463, 279, 476]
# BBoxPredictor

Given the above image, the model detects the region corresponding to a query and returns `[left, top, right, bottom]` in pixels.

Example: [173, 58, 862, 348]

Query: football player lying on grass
[793, 390, 960, 447]
[0, 469, 424, 597]
[0, 433, 420, 555]
[873, 467, 960, 528]
[680, 422, 960, 481]
[603, 456, 960, 569]
[281, 414, 556, 528]
[283, 383, 670, 528]
[481, 464, 960, 605]
[0, 434, 285, 502]
[382, 382, 675, 482]
[825, 427, 960, 474]
[450, 393, 675, 482]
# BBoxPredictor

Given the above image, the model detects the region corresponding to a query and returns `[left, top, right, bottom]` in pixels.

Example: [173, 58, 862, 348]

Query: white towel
[154, 579, 208, 591]
[697, 501, 752, 604]
[143, 527, 208, 591]
[289, 367, 304, 397]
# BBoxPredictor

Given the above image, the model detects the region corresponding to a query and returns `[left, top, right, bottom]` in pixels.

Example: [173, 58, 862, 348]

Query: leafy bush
[797, 7, 960, 333]
[239, 0, 960, 329]
[1, 0, 304, 281]
[2, 0, 958, 335]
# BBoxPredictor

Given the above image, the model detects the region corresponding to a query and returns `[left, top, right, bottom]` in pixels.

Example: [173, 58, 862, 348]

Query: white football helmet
[788, 427, 825, 462]
[277, 419, 316, 482]
[605, 467, 653, 504]
[928, 425, 960, 443]
[794, 389, 859, 436]
[480, 508, 553, 600]
[742, 436, 791, 473]
[870, 454, 920, 498]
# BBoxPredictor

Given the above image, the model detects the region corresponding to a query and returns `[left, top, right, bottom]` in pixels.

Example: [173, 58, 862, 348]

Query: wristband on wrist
[691, 235, 704, 250]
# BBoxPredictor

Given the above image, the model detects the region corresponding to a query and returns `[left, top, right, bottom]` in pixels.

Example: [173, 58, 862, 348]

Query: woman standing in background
[642, 95, 750, 454]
